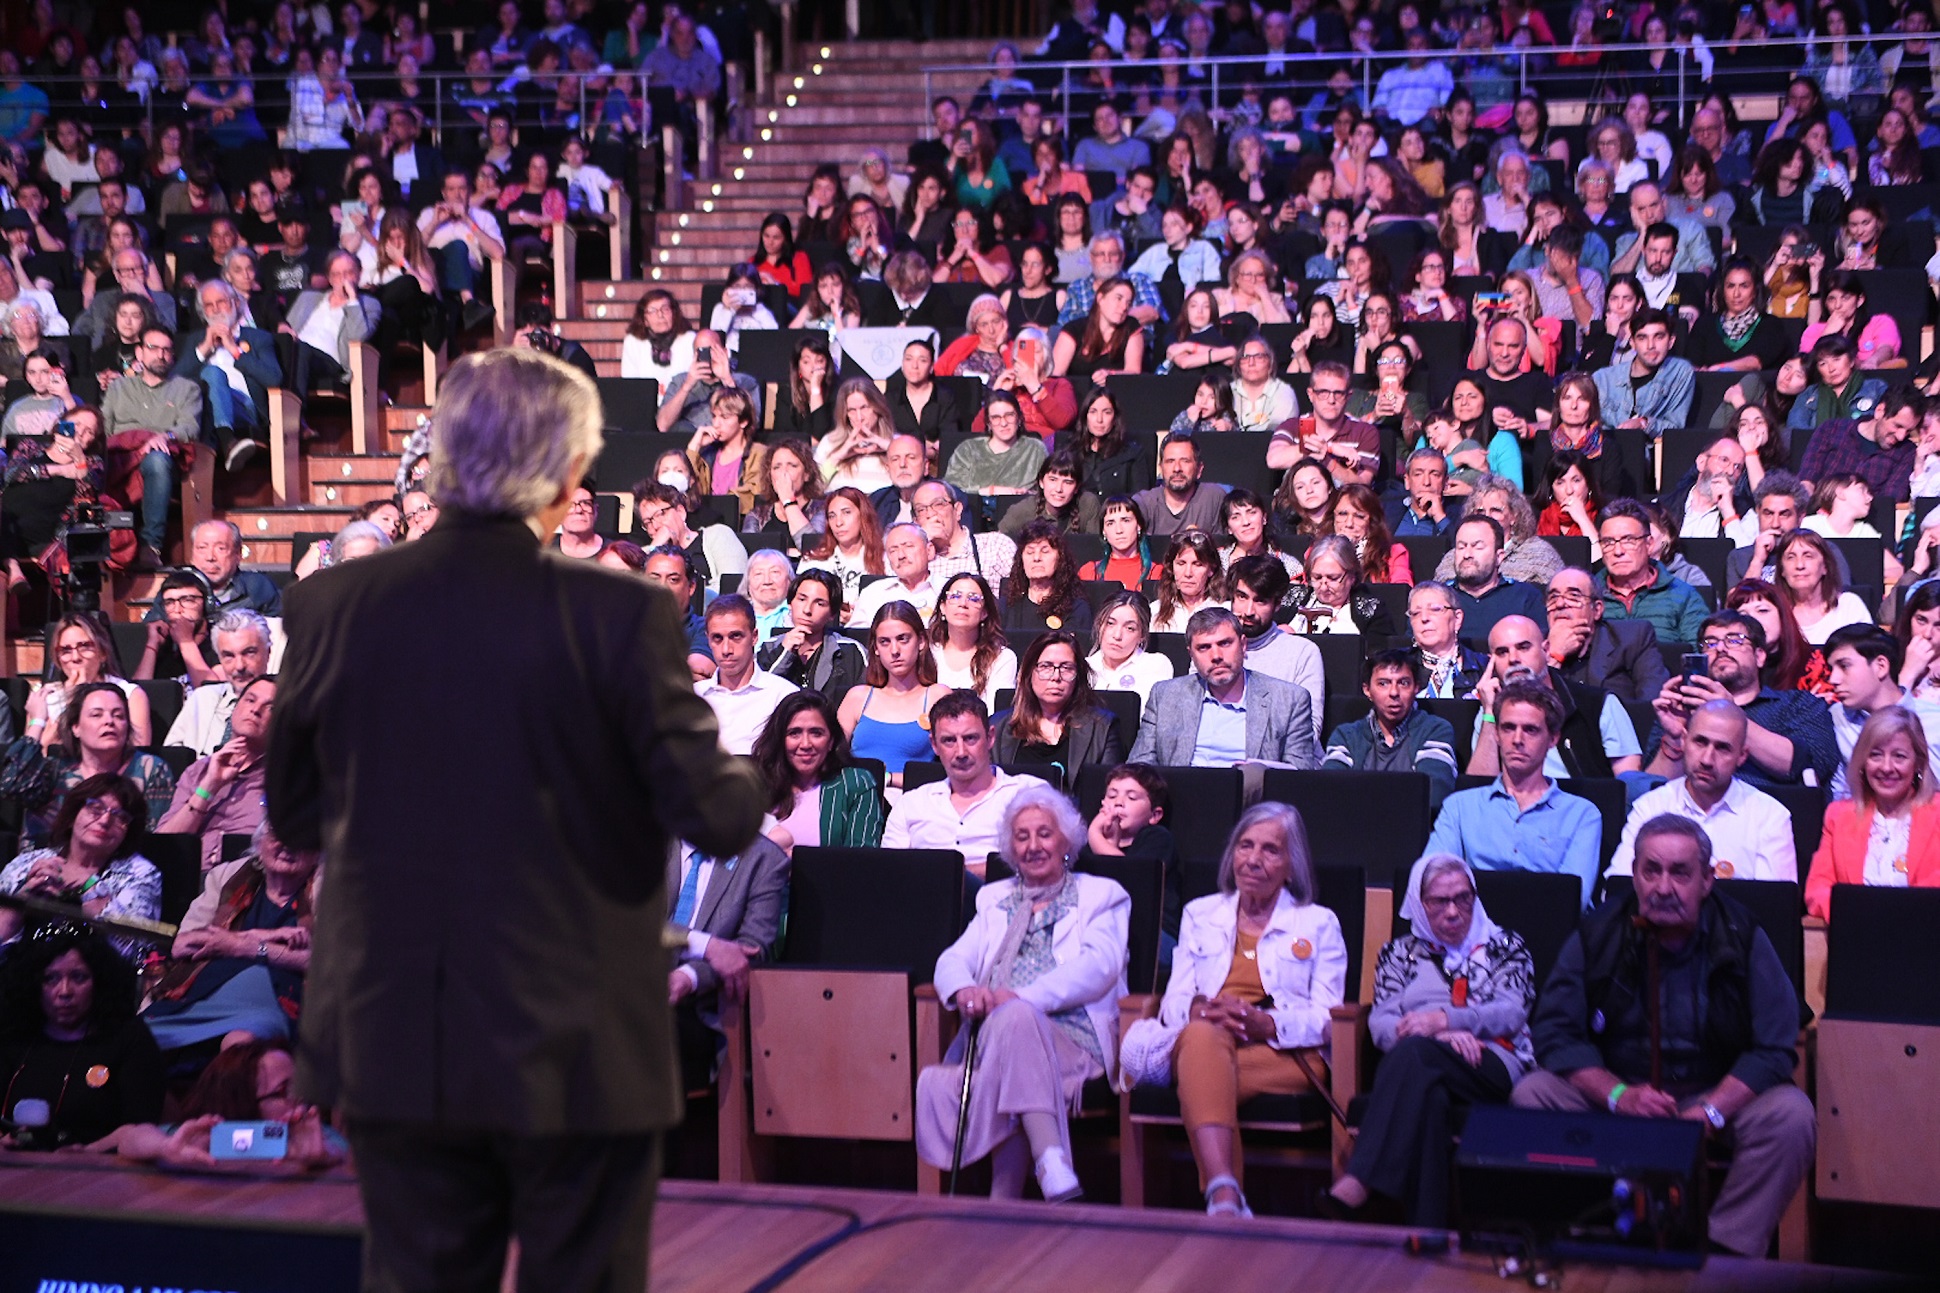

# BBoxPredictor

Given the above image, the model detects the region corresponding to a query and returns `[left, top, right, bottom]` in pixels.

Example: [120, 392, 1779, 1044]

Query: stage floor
[0, 1161, 1912, 1292]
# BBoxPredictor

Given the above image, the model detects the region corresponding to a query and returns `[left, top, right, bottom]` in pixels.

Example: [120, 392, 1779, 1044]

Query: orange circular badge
[1291, 938, 1313, 960]
[84, 1065, 110, 1089]
[1045, 615, 1063, 630]
[1714, 860, 1736, 879]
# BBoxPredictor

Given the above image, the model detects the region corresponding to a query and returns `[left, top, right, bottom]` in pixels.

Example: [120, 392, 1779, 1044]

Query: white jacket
[934, 872, 1130, 1077]
[1159, 889, 1348, 1052]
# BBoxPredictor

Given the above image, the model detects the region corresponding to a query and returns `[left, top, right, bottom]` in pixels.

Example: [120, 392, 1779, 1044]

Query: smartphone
[1016, 336, 1042, 373]
[1474, 292, 1509, 311]
[210, 1119, 289, 1161]
[1795, 242, 1818, 260]
[52, 420, 73, 439]
[1680, 652, 1709, 683]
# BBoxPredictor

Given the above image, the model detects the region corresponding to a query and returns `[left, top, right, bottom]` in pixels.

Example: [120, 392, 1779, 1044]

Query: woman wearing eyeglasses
[0, 920, 163, 1149]
[23, 614, 151, 750]
[929, 573, 1017, 709]
[0, 684, 174, 850]
[992, 631, 1125, 771]
[0, 775, 161, 958]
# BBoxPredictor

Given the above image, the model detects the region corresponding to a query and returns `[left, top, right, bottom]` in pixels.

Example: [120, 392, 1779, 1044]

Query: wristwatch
[1701, 1101, 1726, 1131]
[256, 941, 270, 963]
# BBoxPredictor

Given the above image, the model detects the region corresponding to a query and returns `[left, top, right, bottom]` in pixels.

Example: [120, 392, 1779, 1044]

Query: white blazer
[934, 872, 1131, 1076]
[1159, 889, 1348, 1053]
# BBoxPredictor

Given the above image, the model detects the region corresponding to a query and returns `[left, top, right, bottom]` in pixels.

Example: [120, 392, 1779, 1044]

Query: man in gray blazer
[668, 833, 790, 1089]
[1129, 607, 1320, 768]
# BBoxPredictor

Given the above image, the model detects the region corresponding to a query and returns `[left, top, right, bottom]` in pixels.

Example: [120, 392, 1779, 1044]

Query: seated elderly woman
[916, 784, 1130, 1203]
[1807, 707, 1940, 918]
[0, 922, 163, 1150]
[1318, 853, 1536, 1226]
[142, 821, 319, 1052]
[742, 548, 795, 642]
[1154, 802, 1347, 1218]
[751, 690, 885, 851]
[295, 513, 396, 579]
[1285, 535, 1400, 638]
[0, 683, 174, 847]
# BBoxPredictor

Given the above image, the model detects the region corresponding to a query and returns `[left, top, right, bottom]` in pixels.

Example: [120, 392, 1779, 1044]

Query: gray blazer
[670, 834, 790, 998]
[283, 289, 382, 366]
[1129, 669, 1319, 769]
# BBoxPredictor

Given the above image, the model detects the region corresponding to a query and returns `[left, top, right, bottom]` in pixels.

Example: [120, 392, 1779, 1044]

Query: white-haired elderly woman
[295, 517, 392, 579]
[1158, 801, 1346, 1218]
[917, 783, 1131, 1204]
[1317, 853, 1535, 1227]
[937, 292, 1012, 380]
[743, 548, 795, 643]
[847, 146, 908, 211]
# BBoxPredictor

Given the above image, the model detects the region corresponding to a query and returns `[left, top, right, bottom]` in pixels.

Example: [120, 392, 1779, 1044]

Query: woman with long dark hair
[773, 333, 836, 440]
[1328, 483, 1411, 584]
[999, 450, 1101, 539]
[1150, 529, 1228, 633]
[1532, 448, 1607, 548]
[994, 630, 1125, 770]
[1727, 578, 1828, 694]
[752, 213, 813, 297]
[751, 691, 883, 849]
[1003, 519, 1092, 636]
[1066, 386, 1153, 497]
[1053, 276, 1145, 386]
[619, 289, 695, 385]
[929, 572, 1016, 708]
[801, 486, 887, 617]
[837, 600, 944, 788]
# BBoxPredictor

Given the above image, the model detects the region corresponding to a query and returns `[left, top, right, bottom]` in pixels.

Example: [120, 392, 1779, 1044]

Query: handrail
[919, 33, 1853, 144]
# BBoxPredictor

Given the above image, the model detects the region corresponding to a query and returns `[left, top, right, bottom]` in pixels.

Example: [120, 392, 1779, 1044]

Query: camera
[59, 502, 135, 616]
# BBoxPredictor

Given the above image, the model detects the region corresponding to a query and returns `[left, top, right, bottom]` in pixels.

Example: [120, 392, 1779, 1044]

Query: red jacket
[1806, 798, 1940, 920]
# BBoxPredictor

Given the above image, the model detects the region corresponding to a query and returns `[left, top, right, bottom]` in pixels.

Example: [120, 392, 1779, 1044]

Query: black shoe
[1313, 1185, 1372, 1223]
[225, 438, 264, 471]
[461, 300, 495, 332]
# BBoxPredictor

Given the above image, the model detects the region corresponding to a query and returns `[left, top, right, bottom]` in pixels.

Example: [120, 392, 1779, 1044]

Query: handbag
[1115, 1014, 1186, 1093]
[0, 734, 56, 808]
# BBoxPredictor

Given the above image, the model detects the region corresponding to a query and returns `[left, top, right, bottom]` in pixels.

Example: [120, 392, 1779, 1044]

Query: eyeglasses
[1034, 661, 1080, 677]
[160, 592, 204, 609]
[567, 498, 596, 512]
[404, 505, 435, 520]
[914, 500, 957, 515]
[1310, 387, 1348, 399]
[1544, 590, 1592, 609]
[944, 590, 985, 605]
[80, 798, 132, 826]
[1701, 633, 1754, 652]
[1600, 532, 1649, 549]
[1376, 356, 1407, 366]
[1239, 351, 1272, 363]
[1421, 891, 1476, 911]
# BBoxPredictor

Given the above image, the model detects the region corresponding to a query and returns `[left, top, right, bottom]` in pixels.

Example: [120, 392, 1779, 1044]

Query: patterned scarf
[1551, 420, 1604, 460]
[1719, 308, 1761, 350]
[983, 869, 1072, 992]
[151, 861, 312, 1008]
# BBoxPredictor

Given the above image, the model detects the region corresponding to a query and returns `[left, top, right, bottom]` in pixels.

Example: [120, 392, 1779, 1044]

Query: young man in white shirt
[695, 595, 797, 756]
[1822, 625, 1940, 799]
[1608, 700, 1796, 881]
[881, 691, 1028, 868]
[416, 170, 505, 330]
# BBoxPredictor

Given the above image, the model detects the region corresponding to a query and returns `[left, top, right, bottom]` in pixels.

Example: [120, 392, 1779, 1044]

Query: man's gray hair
[1752, 469, 1808, 512]
[428, 349, 605, 519]
[6, 299, 42, 330]
[193, 518, 243, 548]
[1089, 229, 1126, 256]
[1185, 605, 1241, 644]
[214, 609, 271, 647]
[1633, 813, 1714, 872]
[998, 782, 1087, 872]
[1405, 446, 1446, 472]
[197, 277, 242, 318]
[223, 248, 258, 275]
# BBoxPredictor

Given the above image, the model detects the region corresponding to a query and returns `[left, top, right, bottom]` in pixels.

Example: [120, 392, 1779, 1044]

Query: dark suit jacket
[671, 835, 789, 999]
[388, 143, 447, 203]
[172, 326, 283, 421]
[991, 705, 1125, 771]
[266, 510, 764, 1133]
[886, 375, 965, 441]
[1558, 618, 1671, 703]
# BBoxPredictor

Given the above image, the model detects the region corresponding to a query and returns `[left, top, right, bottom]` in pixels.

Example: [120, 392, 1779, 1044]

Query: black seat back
[781, 847, 967, 985]
[1316, 863, 1367, 1000]
[1261, 769, 1431, 886]
[1826, 887, 1940, 1024]
[1076, 764, 1244, 865]
[146, 831, 206, 927]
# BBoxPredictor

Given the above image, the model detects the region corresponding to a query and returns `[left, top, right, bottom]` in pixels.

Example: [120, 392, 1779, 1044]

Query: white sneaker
[1035, 1147, 1082, 1203]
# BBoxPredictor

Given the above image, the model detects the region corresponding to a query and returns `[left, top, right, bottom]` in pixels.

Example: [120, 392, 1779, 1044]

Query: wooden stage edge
[0, 1161, 1913, 1292]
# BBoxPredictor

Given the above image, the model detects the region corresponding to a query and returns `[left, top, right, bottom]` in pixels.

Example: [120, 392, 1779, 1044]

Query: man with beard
[1645, 610, 1839, 789]
[1608, 700, 1796, 881]
[1513, 814, 1815, 1258]
[1444, 515, 1546, 650]
[1544, 566, 1669, 703]
[1130, 607, 1317, 768]
[1133, 432, 1228, 537]
[1228, 554, 1324, 743]
[1468, 615, 1641, 781]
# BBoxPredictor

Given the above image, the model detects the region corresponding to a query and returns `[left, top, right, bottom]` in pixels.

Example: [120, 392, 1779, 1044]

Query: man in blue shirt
[1388, 449, 1458, 537]
[1591, 308, 1695, 438]
[1424, 681, 1604, 905]
[1071, 101, 1151, 183]
[1447, 514, 1547, 650]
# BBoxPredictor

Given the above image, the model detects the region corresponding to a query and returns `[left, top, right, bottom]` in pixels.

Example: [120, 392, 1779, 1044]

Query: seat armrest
[1119, 992, 1159, 1026]
[1329, 1002, 1370, 1023]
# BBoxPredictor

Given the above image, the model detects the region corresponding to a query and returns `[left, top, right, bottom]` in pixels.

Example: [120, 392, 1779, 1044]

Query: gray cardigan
[1369, 931, 1537, 1077]
[284, 290, 382, 367]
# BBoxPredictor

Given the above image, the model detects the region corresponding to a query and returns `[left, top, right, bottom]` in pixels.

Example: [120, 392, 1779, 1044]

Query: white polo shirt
[696, 668, 797, 755]
[1606, 776, 1798, 882]
[882, 768, 1030, 867]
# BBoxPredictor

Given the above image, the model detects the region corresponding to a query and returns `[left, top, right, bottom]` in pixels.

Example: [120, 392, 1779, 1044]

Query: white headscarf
[1399, 853, 1503, 974]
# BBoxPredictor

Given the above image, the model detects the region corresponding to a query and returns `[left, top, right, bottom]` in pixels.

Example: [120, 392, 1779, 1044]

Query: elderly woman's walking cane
[947, 1017, 984, 1196]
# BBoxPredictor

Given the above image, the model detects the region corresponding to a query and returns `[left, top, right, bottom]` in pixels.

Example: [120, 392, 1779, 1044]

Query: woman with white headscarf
[1317, 852, 1536, 1226]
[916, 784, 1130, 1204]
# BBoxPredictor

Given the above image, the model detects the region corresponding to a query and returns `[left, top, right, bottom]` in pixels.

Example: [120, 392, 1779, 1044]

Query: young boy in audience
[1082, 762, 1182, 941]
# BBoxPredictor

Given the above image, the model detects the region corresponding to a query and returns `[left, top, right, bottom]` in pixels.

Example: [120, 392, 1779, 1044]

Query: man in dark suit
[380, 106, 447, 206]
[668, 833, 789, 1091]
[175, 278, 284, 471]
[267, 348, 763, 1291]
[1544, 566, 1671, 703]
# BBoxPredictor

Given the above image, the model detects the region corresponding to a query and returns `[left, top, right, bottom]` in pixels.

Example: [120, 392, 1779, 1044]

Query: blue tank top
[851, 688, 936, 775]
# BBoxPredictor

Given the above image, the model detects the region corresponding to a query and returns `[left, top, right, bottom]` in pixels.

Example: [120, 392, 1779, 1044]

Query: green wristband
[1606, 1082, 1628, 1113]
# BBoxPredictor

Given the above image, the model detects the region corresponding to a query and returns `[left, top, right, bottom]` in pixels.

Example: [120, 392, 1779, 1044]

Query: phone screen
[52, 421, 74, 439]
[210, 1119, 289, 1161]
[1680, 652, 1709, 683]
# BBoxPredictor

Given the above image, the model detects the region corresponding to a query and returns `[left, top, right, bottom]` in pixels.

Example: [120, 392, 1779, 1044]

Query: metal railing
[920, 34, 1850, 143]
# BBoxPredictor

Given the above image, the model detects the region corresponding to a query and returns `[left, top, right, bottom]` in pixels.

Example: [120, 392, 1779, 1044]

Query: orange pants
[1174, 1020, 1326, 1189]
